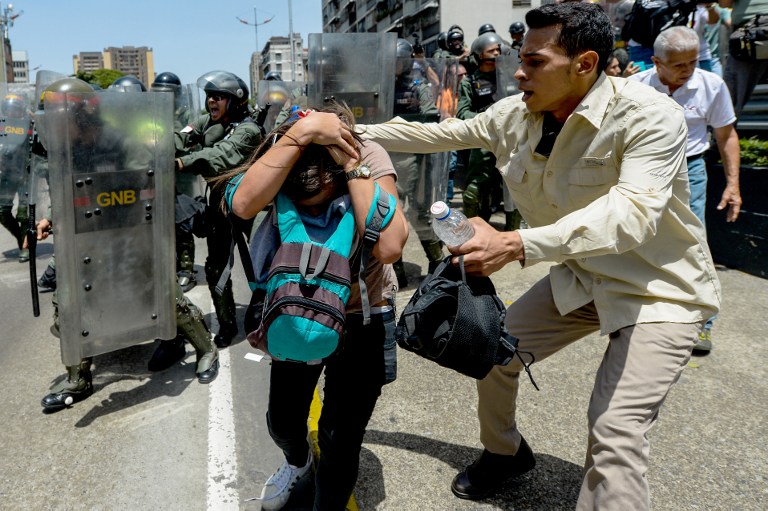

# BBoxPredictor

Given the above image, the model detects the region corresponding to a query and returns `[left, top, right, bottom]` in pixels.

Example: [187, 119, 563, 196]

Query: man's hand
[718, 184, 742, 222]
[449, 217, 524, 276]
[36, 218, 52, 241]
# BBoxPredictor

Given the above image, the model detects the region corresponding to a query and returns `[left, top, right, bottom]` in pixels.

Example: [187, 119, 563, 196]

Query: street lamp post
[0, 2, 21, 84]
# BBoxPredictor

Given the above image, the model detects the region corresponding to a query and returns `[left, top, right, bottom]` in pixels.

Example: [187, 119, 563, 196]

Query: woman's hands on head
[289, 112, 359, 161]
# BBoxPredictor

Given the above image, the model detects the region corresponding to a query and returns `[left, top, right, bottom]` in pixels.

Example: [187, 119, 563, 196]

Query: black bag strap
[215, 216, 256, 296]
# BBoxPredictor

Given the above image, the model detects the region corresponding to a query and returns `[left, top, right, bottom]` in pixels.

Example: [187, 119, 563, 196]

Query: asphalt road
[1, 210, 766, 510]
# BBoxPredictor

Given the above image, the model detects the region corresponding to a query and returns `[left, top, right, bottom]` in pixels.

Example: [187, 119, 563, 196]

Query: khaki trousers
[477, 275, 699, 510]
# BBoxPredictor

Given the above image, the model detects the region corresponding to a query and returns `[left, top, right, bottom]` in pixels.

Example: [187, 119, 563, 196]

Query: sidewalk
[351, 217, 768, 510]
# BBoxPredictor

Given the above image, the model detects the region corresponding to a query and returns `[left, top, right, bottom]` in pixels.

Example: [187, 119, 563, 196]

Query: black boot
[41, 359, 94, 411]
[147, 336, 187, 371]
[38, 261, 57, 292]
[451, 437, 536, 500]
[176, 288, 220, 383]
[214, 322, 238, 348]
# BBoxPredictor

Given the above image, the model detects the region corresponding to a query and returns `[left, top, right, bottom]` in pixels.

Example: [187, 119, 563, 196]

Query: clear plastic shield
[388, 58, 455, 241]
[257, 80, 306, 132]
[496, 53, 521, 99]
[307, 32, 396, 124]
[174, 84, 204, 197]
[34, 70, 67, 107]
[44, 90, 176, 365]
[32, 71, 68, 149]
[0, 86, 33, 222]
[175, 83, 201, 130]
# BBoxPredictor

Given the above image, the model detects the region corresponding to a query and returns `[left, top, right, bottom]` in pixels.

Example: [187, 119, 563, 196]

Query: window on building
[512, 0, 532, 6]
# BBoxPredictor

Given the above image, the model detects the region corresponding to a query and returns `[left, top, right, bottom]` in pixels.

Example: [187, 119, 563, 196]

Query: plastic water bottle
[430, 201, 475, 246]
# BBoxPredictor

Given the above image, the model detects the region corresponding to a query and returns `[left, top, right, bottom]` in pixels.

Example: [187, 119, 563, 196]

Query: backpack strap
[358, 182, 397, 325]
[215, 213, 258, 296]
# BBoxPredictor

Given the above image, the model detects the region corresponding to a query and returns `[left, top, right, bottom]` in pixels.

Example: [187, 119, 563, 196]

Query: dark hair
[525, 3, 614, 72]
[608, 48, 630, 73]
[211, 103, 362, 210]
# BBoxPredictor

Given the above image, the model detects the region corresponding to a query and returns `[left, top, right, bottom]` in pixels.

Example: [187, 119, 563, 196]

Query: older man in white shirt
[630, 25, 741, 352]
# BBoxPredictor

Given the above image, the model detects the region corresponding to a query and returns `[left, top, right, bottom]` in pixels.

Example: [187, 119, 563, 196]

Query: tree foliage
[75, 69, 125, 90]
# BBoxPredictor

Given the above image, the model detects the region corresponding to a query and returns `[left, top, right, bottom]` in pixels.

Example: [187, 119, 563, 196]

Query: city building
[251, 34, 305, 98]
[11, 49, 27, 83]
[73, 51, 105, 75]
[73, 46, 154, 86]
[321, 0, 538, 55]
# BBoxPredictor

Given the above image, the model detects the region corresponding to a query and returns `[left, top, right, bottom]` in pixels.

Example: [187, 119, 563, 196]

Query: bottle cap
[430, 201, 449, 219]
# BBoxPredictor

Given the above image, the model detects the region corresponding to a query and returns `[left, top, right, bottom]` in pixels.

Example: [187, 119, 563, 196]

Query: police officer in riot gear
[264, 71, 282, 81]
[458, 31, 521, 229]
[447, 29, 468, 58]
[151, 71, 202, 294]
[37, 78, 219, 411]
[390, 39, 444, 284]
[174, 70, 261, 348]
[509, 21, 526, 51]
[0, 93, 32, 262]
[432, 32, 451, 59]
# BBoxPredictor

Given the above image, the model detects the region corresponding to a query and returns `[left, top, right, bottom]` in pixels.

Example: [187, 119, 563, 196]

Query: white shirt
[630, 67, 736, 156]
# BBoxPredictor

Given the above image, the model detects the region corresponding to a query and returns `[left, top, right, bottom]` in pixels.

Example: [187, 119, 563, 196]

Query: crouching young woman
[212, 104, 408, 510]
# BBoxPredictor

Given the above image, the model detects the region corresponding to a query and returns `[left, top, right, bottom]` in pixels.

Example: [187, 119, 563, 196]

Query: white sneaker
[259, 452, 313, 510]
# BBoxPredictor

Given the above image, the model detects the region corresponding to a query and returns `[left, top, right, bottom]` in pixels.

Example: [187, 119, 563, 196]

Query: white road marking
[206, 310, 239, 509]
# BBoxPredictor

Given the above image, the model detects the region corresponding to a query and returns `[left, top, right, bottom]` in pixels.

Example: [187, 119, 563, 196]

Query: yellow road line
[308, 387, 359, 511]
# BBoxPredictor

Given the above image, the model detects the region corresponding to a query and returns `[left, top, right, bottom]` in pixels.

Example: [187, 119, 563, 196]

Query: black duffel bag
[396, 255, 537, 385]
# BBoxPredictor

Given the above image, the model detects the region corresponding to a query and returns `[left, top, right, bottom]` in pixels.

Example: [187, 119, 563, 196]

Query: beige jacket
[358, 74, 721, 334]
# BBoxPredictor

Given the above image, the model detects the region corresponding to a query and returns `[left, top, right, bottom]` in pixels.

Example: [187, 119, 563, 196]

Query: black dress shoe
[451, 437, 536, 500]
[41, 381, 94, 411]
[197, 358, 219, 384]
[147, 337, 186, 372]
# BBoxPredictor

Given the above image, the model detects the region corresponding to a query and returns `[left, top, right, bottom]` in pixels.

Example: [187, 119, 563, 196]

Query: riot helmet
[109, 75, 147, 92]
[478, 24, 496, 35]
[264, 71, 282, 81]
[151, 72, 182, 94]
[509, 22, 525, 36]
[395, 39, 414, 79]
[396, 38, 414, 59]
[471, 32, 504, 58]
[2, 94, 27, 118]
[42, 77, 100, 133]
[196, 70, 249, 119]
[447, 29, 465, 56]
[437, 32, 448, 51]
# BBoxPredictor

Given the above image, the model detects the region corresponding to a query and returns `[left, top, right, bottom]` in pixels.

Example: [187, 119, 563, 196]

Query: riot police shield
[44, 89, 176, 365]
[388, 57, 454, 244]
[496, 53, 521, 99]
[257, 80, 307, 132]
[174, 84, 205, 198]
[0, 84, 34, 270]
[307, 32, 396, 124]
[175, 83, 201, 131]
